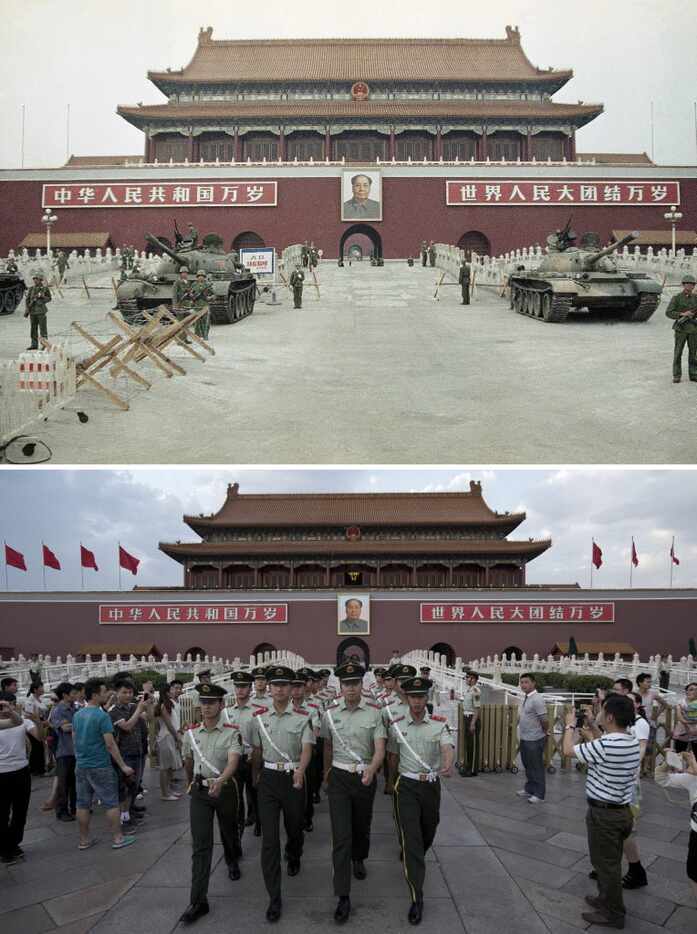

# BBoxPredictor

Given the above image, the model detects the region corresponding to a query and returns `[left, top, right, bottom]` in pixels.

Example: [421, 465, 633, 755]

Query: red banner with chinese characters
[42, 181, 277, 209]
[445, 180, 680, 207]
[99, 603, 288, 624]
[420, 602, 615, 623]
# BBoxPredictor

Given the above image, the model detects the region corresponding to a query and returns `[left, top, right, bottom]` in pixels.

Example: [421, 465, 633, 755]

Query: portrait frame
[337, 593, 371, 636]
[341, 169, 383, 222]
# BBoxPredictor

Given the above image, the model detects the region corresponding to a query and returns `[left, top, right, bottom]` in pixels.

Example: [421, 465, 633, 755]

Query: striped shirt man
[573, 732, 641, 804]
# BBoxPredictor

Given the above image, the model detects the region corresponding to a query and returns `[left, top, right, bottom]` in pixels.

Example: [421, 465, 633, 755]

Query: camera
[575, 710, 587, 729]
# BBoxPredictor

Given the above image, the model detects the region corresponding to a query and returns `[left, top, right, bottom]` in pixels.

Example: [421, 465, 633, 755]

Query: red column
[186, 132, 194, 161]
[436, 127, 442, 160]
[389, 127, 395, 160]
[278, 126, 286, 161]
[144, 134, 151, 163]
[478, 129, 488, 160]
[526, 129, 532, 161]
[567, 133, 576, 161]
[325, 127, 332, 160]
[217, 564, 223, 588]
[233, 128, 240, 162]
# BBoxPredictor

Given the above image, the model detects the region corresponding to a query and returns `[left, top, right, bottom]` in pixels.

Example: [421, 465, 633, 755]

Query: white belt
[332, 760, 367, 774]
[402, 770, 438, 783]
[264, 760, 299, 772]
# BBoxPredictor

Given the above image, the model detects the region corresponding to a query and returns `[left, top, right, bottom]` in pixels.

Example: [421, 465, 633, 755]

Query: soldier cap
[682, 274, 696, 285]
[401, 677, 432, 696]
[251, 666, 268, 679]
[335, 662, 366, 682]
[231, 671, 254, 686]
[391, 664, 417, 681]
[297, 667, 316, 681]
[196, 270, 205, 278]
[197, 669, 211, 678]
[317, 669, 331, 678]
[419, 665, 432, 673]
[267, 665, 295, 684]
[373, 667, 387, 677]
[196, 682, 227, 699]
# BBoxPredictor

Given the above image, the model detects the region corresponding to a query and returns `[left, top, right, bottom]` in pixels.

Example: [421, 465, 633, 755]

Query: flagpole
[118, 542, 121, 592]
[590, 538, 594, 589]
[629, 539, 633, 589]
[670, 537, 675, 588]
[4, 541, 8, 592]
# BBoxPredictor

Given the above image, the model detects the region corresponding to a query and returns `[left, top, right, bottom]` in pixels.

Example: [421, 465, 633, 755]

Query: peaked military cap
[196, 270, 205, 278]
[292, 669, 307, 685]
[197, 682, 227, 698]
[373, 667, 387, 677]
[419, 665, 432, 673]
[231, 671, 253, 686]
[391, 664, 417, 680]
[251, 666, 268, 679]
[317, 668, 331, 678]
[198, 669, 211, 678]
[335, 661, 365, 682]
[267, 665, 295, 684]
[401, 677, 432, 696]
[297, 667, 316, 681]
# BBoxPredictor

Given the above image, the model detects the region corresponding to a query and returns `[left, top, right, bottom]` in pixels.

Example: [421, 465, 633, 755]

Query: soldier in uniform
[55, 250, 69, 282]
[428, 241, 436, 268]
[300, 669, 324, 811]
[383, 664, 417, 793]
[179, 683, 243, 926]
[420, 241, 428, 267]
[187, 223, 199, 247]
[666, 273, 697, 383]
[227, 671, 260, 838]
[460, 671, 481, 776]
[189, 270, 214, 340]
[290, 669, 319, 831]
[458, 259, 471, 305]
[251, 667, 269, 702]
[301, 241, 310, 268]
[6, 257, 19, 275]
[289, 264, 305, 309]
[250, 665, 315, 922]
[321, 662, 386, 924]
[173, 267, 193, 315]
[198, 670, 212, 685]
[390, 677, 455, 925]
[24, 274, 52, 350]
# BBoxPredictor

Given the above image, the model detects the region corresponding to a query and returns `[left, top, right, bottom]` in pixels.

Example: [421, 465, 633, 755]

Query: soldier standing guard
[458, 259, 471, 305]
[420, 240, 428, 267]
[428, 241, 436, 267]
[289, 264, 305, 309]
[460, 671, 481, 776]
[666, 273, 697, 383]
[190, 270, 214, 339]
[179, 683, 243, 926]
[24, 274, 52, 350]
[250, 665, 315, 923]
[390, 677, 455, 926]
[55, 250, 69, 282]
[251, 666, 270, 702]
[322, 662, 386, 924]
[301, 240, 310, 268]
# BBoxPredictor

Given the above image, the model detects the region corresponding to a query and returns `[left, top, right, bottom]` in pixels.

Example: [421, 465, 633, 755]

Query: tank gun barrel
[586, 232, 637, 266]
[144, 233, 185, 265]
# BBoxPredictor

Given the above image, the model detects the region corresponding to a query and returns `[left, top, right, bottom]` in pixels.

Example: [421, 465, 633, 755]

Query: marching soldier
[428, 241, 436, 268]
[390, 677, 455, 925]
[250, 665, 315, 923]
[383, 664, 416, 793]
[190, 270, 214, 340]
[666, 273, 697, 383]
[289, 264, 305, 309]
[24, 273, 52, 350]
[420, 240, 428, 267]
[419, 666, 436, 713]
[322, 662, 386, 924]
[460, 671, 481, 776]
[290, 669, 318, 831]
[458, 259, 471, 305]
[179, 683, 242, 926]
[371, 667, 388, 703]
[300, 669, 324, 812]
[227, 671, 260, 838]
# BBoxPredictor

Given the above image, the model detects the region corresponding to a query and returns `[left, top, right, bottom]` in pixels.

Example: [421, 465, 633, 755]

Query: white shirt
[0, 718, 34, 773]
[23, 696, 46, 718]
[573, 732, 641, 804]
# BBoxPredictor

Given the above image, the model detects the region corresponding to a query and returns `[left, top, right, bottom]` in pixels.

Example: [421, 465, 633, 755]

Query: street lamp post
[41, 208, 57, 259]
[663, 204, 683, 257]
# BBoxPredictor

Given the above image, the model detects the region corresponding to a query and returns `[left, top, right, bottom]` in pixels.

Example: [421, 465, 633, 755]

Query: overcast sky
[0, 0, 695, 170]
[0, 468, 694, 592]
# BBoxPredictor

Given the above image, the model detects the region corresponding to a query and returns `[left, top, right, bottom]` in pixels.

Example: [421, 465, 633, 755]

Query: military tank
[508, 227, 662, 323]
[115, 233, 257, 325]
[0, 265, 26, 315]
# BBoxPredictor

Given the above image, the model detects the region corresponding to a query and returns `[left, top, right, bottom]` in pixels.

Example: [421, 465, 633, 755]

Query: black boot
[179, 901, 209, 925]
[334, 896, 351, 924]
[622, 862, 647, 889]
[228, 861, 241, 881]
[352, 859, 367, 880]
[287, 859, 301, 876]
[408, 895, 424, 925]
[266, 897, 282, 922]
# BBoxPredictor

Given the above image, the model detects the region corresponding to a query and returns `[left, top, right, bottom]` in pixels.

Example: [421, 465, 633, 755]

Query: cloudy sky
[0, 0, 695, 169]
[0, 468, 694, 592]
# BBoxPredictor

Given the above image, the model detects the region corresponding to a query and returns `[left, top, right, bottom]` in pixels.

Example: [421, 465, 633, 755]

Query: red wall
[1, 592, 695, 664]
[2, 175, 695, 259]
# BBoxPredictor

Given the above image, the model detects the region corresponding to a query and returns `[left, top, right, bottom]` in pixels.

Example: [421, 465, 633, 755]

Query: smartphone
[666, 750, 684, 771]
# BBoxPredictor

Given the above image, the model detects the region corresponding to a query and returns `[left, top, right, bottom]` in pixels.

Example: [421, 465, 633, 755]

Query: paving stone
[649, 855, 692, 883]
[561, 873, 677, 926]
[43, 875, 140, 927]
[665, 906, 697, 933]
[137, 844, 223, 887]
[468, 826, 584, 868]
[523, 883, 592, 928]
[0, 902, 56, 934]
[536, 911, 589, 932]
[464, 807, 552, 839]
[89, 885, 189, 934]
[492, 847, 579, 889]
[0, 867, 105, 916]
[633, 835, 690, 862]
[546, 832, 589, 854]
[53, 916, 106, 934]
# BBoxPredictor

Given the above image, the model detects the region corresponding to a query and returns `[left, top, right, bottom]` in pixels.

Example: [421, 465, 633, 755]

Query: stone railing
[2, 248, 161, 286]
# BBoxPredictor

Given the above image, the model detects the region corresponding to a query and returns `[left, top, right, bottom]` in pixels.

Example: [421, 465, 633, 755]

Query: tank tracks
[510, 283, 572, 323]
[211, 281, 256, 326]
[623, 292, 660, 322]
[0, 282, 25, 315]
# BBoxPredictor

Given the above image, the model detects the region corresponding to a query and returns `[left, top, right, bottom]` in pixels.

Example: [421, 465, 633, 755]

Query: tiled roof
[148, 30, 572, 87]
[613, 230, 697, 247]
[65, 155, 143, 166]
[18, 233, 112, 249]
[159, 539, 551, 559]
[577, 152, 653, 165]
[118, 99, 601, 127]
[184, 483, 525, 529]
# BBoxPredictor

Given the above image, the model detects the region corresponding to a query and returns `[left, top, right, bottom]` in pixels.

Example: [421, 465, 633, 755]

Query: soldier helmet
[682, 274, 696, 285]
[196, 270, 205, 278]
[32, 273, 43, 280]
[179, 267, 189, 274]
[401, 677, 432, 697]
[197, 682, 227, 699]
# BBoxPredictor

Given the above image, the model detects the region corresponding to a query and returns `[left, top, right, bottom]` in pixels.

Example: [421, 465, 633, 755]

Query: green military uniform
[56, 251, 68, 279]
[428, 242, 436, 268]
[297, 669, 323, 824]
[665, 282, 697, 382]
[187, 225, 199, 248]
[250, 666, 315, 914]
[390, 678, 455, 924]
[460, 679, 482, 775]
[228, 672, 263, 837]
[321, 663, 386, 909]
[189, 274, 214, 339]
[181, 684, 243, 911]
[458, 262, 471, 305]
[173, 272, 193, 313]
[289, 268, 304, 308]
[24, 277, 52, 349]
[6, 258, 18, 274]
[301, 242, 309, 268]
[420, 241, 428, 267]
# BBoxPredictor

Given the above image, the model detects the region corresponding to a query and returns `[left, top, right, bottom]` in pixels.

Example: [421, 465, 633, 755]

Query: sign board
[446, 180, 680, 207]
[239, 247, 275, 275]
[42, 180, 277, 209]
[420, 602, 615, 623]
[99, 603, 288, 624]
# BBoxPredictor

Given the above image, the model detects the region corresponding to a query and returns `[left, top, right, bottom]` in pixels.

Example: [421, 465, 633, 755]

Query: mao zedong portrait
[338, 598, 370, 634]
[342, 174, 381, 220]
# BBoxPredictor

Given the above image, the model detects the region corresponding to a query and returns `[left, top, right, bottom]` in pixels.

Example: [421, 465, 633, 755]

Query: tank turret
[144, 233, 188, 267]
[582, 232, 637, 269]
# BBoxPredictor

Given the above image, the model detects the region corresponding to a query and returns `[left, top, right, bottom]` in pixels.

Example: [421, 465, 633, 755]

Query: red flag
[631, 539, 638, 568]
[5, 544, 27, 571]
[671, 539, 680, 566]
[119, 545, 140, 576]
[42, 544, 61, 571]
[592, 541, 603, 570]
[80, 545, 98, 571]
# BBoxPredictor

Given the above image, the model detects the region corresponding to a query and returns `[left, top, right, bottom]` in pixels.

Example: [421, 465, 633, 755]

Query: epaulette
[187, 723, 200, 730]
[366, 702, 381, 709]
[223, 722, 239, 729]
[392, 715, 405, 724]
[293, 707, 309, 715]
[252, 701, 267, 707]
[431, 714, 447, 722]
[326, 702, 340, 711]
[252, 707, 268, 717]
[307, 702, 320, 709]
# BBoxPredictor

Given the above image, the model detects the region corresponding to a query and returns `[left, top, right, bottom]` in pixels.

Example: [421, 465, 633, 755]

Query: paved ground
[2, 263, 695, 464]
[2, 764, 695, 934]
